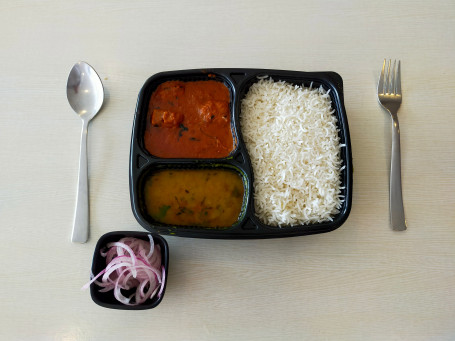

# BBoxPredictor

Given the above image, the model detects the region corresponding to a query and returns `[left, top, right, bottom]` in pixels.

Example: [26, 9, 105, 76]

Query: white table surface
[1, 1, 454, 340]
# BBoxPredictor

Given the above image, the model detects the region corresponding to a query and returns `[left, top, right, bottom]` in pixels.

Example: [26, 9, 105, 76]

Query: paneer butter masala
[144, 80, 234, 158]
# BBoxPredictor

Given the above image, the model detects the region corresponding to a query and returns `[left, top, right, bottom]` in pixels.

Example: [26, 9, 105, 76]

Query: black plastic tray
[129, 69, 352, 239]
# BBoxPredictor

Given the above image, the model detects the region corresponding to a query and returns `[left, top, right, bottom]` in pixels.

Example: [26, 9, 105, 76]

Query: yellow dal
[144, 169, 244, 227]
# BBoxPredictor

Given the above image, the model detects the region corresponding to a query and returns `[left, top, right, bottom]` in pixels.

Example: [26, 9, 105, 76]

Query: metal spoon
[67, 62, 104, 243]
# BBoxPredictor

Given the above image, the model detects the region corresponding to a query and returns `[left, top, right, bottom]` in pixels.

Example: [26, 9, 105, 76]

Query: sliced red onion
[82, 235, 165, 306]
[157, 265, 166, 297]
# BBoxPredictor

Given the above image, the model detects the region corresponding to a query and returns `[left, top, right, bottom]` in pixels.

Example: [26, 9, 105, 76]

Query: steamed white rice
[240, 77, 344, 227]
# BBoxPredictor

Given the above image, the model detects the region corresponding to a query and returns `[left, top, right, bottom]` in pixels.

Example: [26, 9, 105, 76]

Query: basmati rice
[240, 77, 344, 227]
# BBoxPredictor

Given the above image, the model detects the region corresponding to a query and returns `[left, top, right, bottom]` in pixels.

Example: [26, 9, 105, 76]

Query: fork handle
[390, 114, 407, 231]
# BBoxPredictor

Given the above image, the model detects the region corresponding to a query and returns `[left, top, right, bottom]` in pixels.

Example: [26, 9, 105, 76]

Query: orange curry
[144, 80, 234, 158]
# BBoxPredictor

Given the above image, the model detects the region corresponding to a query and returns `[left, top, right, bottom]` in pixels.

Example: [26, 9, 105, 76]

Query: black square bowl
[130, 69, 353, 239]
[89, 231, 169, 310]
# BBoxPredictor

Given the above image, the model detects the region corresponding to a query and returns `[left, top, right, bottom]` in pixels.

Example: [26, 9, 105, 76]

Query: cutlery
[377, 59, 407, 231]
[67, 62, 104, 243]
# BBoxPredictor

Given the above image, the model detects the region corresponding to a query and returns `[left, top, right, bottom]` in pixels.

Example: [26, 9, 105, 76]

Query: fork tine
[396, 60, 402, 96]
[378, 59, 386, 94]
[386, 59, 392, 94]
[391, 60, 396, 94]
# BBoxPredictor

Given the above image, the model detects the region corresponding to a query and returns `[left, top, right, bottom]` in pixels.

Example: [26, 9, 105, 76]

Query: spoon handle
[72, 119, 89, 243]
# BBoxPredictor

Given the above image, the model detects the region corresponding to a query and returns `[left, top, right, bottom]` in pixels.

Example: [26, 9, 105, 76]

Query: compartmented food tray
[129, 69, 352, 239]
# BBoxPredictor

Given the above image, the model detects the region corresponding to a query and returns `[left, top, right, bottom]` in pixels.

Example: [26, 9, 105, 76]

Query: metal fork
[377, 59, 407, 231]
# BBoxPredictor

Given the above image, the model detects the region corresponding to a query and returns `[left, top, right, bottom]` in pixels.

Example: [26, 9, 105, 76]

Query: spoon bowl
[67, 62, 104, 119]
[67, 61, 104, 243]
